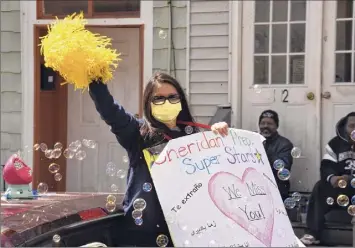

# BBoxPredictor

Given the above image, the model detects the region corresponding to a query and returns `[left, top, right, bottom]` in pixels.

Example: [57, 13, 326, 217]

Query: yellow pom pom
[40, 13, 121, 91]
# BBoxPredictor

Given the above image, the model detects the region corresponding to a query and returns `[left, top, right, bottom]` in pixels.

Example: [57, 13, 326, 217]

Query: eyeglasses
[151, 94, 181, 105]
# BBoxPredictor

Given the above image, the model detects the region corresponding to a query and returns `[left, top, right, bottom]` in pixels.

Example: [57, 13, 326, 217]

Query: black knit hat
[259, 110, 279, 127]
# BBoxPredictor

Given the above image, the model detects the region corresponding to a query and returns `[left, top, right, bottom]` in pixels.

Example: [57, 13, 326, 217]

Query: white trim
[308, 0, 324, 176]
[21, 1, 154, 166]
[21, 1, 34, 169]
[185, 0, 190, 101]
[230, 1, 243, 128]
[227, 0, 232, 105]
[141, 1, 154, 85]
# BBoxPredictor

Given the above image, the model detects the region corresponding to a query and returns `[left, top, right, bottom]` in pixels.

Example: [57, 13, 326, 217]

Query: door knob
[307, 92, 315, 100]
[321, 91, 331, 99]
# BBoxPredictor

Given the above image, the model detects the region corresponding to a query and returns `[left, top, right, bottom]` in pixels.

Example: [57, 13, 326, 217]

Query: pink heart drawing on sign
[208, 168, 274, 247]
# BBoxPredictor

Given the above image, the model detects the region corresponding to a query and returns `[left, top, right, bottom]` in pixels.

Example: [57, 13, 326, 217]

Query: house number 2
[282, 89, 289, 103]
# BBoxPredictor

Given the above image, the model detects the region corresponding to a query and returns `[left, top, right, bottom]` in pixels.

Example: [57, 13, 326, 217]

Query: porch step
[288, 192, 353, 246]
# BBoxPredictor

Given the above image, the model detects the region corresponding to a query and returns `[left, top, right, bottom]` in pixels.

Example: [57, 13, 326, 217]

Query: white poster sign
[147, 129, 299, 247]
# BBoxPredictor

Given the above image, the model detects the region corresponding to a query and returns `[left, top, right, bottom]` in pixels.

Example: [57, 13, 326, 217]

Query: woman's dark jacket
[89, 81, 186, 235]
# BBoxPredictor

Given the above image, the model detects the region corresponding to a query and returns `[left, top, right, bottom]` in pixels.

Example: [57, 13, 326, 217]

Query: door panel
[241, 1, 322, 192]
[322, 0, 355, 152]
[66, 28, 140, 193]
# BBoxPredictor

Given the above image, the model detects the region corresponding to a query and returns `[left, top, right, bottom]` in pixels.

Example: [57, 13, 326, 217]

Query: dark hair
[259, 109, 279, 127]
[140, 72, 195, 137]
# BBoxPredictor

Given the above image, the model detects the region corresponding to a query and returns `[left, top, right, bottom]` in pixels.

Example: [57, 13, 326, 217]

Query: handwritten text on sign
[148, 129, 298, 247]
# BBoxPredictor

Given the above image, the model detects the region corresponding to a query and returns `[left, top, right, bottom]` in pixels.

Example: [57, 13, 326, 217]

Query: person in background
[259, 110, 294, 201]
[89, 72, 228, 247]
[300, 112, 355, 246]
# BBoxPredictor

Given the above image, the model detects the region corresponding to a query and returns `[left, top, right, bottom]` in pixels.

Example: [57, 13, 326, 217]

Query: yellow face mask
[151, 102, 182, 123]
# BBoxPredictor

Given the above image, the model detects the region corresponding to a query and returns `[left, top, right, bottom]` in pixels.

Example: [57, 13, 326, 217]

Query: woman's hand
[211, 122, 229, 137]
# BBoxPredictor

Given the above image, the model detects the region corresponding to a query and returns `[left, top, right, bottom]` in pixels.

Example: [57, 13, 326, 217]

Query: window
[253, 0, 307, 85]
[38, 0, 140, 19]
[335, 0, 354, 83]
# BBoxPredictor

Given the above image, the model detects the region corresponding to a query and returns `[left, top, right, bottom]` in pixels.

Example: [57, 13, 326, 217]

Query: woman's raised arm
[89, 80, 141, 148]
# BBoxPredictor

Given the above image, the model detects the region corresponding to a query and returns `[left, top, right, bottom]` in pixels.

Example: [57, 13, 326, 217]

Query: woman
[89, 72, 228, 247]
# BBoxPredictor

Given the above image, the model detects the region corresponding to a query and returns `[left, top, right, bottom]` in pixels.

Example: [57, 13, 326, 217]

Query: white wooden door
[241, 1, 323, 192]
[321, 0, 355, 152]
[66, 28, 140, 193]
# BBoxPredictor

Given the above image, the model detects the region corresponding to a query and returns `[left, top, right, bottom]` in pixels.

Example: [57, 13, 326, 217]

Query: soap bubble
[116, 169, 127, 179]
[143, 182, 152, 192]
[277, 168, 291, 181]
[48, 163, 60, 174]
[68, 142, 79, 152]
[51, 149, 62, 159]
[337, 194, 349, 207]
[21, 213, 35, 225]
[156, 234, 169, 247]
[165, 213, 176, 224]
[208, 240, 217, 247]
[177, 218, 188, 231]
[132, 209, 143, 219]
[37, 182, 48, 194]
[350, 178, 355, 188]
[291, 192, 302, 202]
[107, 162, 116, 170]
[273, 159, 285, 170]
[63, 148, 75, 159]
[184, 126, 194, 135]
[107, 195, 116, 203]
[347, 205, 355, 216]
[40, 143, 48, 152]
[74, 140, 82, 148]
[83, 139, 97, 149]
[33, 144, 40, 151]
[338, 179, 347, 188]
[87, 140, 97, 149]
[351, 195, 355, 205]
[105, 201, 116, 212]
[111, 184, 119, 192]
[106, 168, 116, 177]
[134, 218, 143, 226]
[252, 84, 262, 94]
[183, 240, 192, 247]
[133, 198, 147, 211]
[284, 197, 296, 209]
[52, 234, 61, 243]
[158, 29, 168, 40]
[291, 147, 302, 158]
[82, 139, 89, 147]
[75, 150, 86, 160]
[54, 142, 63, 150]
[123, 155, 129, 163]
[54, 173, 62, 181]
[326, 197, 334, 205]
[350, 130, 355, 141]
[45, 149, 53, 159]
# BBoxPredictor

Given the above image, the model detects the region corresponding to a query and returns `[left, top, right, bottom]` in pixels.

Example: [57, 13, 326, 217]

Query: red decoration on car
[78, 208, 107, 221]
[3, 154, 32, 185]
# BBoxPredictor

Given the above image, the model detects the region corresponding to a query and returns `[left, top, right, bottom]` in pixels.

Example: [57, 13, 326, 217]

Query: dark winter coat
[89, 81, 188, 236]
[321, 115, 355, 183]
[263, 132, 294, 197]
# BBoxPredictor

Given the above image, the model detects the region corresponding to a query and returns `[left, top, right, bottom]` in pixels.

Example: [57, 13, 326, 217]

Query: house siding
[152, 0, 230, 125]
[189, 1, 229, 124]
[152, 1, 187, 91]
[0, 0, 22, 165]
